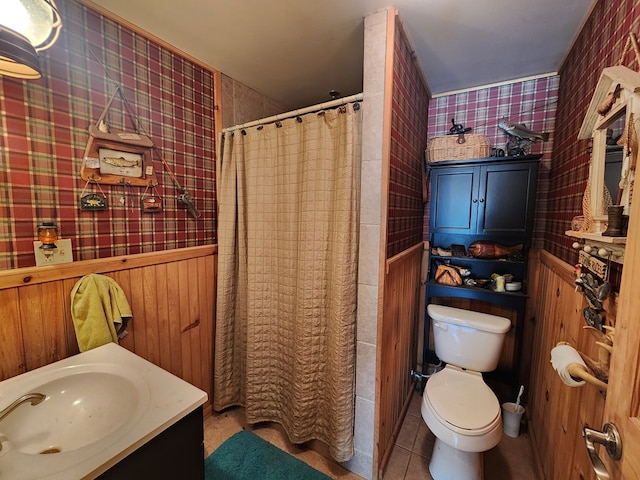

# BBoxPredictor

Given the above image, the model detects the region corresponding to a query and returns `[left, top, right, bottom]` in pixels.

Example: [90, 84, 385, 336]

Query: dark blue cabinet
[430, 158, 538, 236]
[424, 155, 541, 391]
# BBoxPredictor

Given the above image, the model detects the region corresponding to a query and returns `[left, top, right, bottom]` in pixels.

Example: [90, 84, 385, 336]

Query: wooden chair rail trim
[385, 242, 424, 273]
[0, 245, 217, 289]
[539, 248, 576, 285]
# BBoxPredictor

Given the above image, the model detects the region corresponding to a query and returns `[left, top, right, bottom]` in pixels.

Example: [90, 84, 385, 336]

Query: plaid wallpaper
[387, 17, 430, 259]
[426, 76, 559, 248]
[0, 0, 216, 270]
[547, 0, 640, 269]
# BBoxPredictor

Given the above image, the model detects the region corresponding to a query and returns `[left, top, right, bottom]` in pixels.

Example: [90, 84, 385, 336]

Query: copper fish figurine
[468, 241, 523, 259]
[498, 121, 549, 142]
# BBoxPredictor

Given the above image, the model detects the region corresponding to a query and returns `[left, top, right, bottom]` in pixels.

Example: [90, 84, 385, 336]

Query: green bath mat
[204, 430, 332, 480]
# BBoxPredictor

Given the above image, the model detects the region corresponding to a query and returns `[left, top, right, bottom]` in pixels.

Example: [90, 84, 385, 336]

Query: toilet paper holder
[557, 324, 614, 393]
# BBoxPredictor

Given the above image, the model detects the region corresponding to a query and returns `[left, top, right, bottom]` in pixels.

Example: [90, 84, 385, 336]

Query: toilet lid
[425, 367, 500, 431]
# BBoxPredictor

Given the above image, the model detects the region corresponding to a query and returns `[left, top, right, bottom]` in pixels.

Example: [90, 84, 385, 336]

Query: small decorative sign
[84, 156, 100, 169]
[140, 182, 163, 213]
[141, 195, 162, 213]
[79, 177, 109, 211]
[80, 192, 109, 211]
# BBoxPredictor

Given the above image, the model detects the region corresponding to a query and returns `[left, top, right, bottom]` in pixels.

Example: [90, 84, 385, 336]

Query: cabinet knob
[479, 198, 484, 203]
[473, 199, 478, 203]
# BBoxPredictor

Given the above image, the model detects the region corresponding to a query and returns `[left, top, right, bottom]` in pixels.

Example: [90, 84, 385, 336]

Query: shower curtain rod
[222, 93, 363, 133]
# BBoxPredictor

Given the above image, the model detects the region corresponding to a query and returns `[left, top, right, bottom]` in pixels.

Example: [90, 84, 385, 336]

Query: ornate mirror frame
[567, 66, 640, 263]
[578, 66, 640, 228]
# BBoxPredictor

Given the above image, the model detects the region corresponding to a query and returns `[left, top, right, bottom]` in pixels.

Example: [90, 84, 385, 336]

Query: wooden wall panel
[0, 289, 26, 379]
[0, 246, 217, 415]
[378, 243, 423, 472]
[166, 261, 184, 378]
[527, 250, 611, 480]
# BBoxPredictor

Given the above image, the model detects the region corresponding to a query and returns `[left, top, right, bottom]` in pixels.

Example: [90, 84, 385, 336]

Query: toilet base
[429, 437, 484, 480]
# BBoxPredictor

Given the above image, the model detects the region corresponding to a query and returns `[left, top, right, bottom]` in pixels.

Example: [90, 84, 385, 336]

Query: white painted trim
[431, 72, 559, 98]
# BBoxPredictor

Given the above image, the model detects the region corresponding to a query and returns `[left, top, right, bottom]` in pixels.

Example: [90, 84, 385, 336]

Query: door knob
[582, 423, 622, 480]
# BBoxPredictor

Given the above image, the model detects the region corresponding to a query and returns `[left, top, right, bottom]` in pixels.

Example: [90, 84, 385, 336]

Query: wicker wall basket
[427, 134, 491, 162]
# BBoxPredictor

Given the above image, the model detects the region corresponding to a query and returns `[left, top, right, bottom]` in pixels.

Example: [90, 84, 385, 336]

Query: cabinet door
[430, 166, 478, 234]
[477, 162, 538, 236]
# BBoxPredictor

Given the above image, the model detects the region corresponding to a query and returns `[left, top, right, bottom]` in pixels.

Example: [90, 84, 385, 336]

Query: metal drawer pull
[582, 423, 622, 480]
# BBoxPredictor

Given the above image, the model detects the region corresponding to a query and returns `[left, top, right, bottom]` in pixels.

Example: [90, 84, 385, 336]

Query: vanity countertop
[0, 343, 207, 480]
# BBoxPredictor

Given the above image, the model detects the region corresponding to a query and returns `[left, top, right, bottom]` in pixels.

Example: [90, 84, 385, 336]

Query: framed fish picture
[80, 128, 158, 187]
[99, 148, 143, 178]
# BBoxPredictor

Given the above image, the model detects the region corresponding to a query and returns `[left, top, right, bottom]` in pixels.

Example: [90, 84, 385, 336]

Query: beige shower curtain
[214, 103, 362, 462]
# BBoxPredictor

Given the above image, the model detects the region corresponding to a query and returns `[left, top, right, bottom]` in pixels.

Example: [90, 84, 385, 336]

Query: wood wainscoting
[527, 249, 616, 480]
[376, 242, 423, 475]
[0, 245, 217, 414]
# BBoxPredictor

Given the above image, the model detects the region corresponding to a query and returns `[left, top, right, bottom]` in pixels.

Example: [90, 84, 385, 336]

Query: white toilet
[421, 304, 511, 480]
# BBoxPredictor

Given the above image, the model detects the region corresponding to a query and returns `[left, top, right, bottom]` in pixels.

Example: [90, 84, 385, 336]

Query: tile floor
[383, 392, 537, 479]
[203, 391, 537, 480]
[203, 406, 362, 479]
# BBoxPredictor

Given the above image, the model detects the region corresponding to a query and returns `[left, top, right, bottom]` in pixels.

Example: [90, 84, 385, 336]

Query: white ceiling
[92, 0, 596, 110]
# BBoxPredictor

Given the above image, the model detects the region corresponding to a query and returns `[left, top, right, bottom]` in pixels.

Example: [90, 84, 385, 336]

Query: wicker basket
[427, 134, 490, 162]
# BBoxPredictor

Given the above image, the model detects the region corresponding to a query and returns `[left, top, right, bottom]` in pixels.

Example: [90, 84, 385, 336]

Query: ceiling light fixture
[0, 0, 62, 80]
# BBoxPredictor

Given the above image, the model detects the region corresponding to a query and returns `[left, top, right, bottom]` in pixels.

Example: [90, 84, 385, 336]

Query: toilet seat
[425, 365, 500, 435]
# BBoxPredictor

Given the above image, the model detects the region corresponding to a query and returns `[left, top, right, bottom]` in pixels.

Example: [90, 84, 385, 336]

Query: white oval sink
[0, 367, 148, 455]
[0, 343, 205, 480]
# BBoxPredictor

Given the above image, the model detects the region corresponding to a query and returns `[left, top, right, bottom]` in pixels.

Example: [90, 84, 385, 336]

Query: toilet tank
[428, 304, 511, 372]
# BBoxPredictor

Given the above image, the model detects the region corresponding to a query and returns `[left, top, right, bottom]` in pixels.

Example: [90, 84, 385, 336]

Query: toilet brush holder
[502, 402, 525, 438]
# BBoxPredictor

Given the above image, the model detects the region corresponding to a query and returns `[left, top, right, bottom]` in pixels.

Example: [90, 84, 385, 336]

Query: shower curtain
[214, 102, 362, 462]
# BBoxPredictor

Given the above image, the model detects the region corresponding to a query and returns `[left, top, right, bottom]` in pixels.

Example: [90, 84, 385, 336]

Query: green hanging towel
[70, 274, 132, 352]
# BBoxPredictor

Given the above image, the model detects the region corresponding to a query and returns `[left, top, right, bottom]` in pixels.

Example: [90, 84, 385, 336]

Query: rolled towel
[550, 344, 586, 387]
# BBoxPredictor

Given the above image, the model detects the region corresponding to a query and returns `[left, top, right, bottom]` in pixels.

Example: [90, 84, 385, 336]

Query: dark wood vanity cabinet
[424, 155, 541, 392]
[97, 406, 204, 480]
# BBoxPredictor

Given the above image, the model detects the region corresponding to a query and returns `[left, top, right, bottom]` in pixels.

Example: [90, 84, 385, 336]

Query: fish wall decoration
[498, 121, 549, 142]
[498, 120, 549, 156]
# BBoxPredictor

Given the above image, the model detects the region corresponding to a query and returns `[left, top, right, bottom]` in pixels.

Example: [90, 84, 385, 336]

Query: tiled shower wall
[353, 8, 429, 479]
[0, 0, 217, 269]
[351, 8, 389, 479]
[427, 75, 559, 248]
[220, 74, 285, 129]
